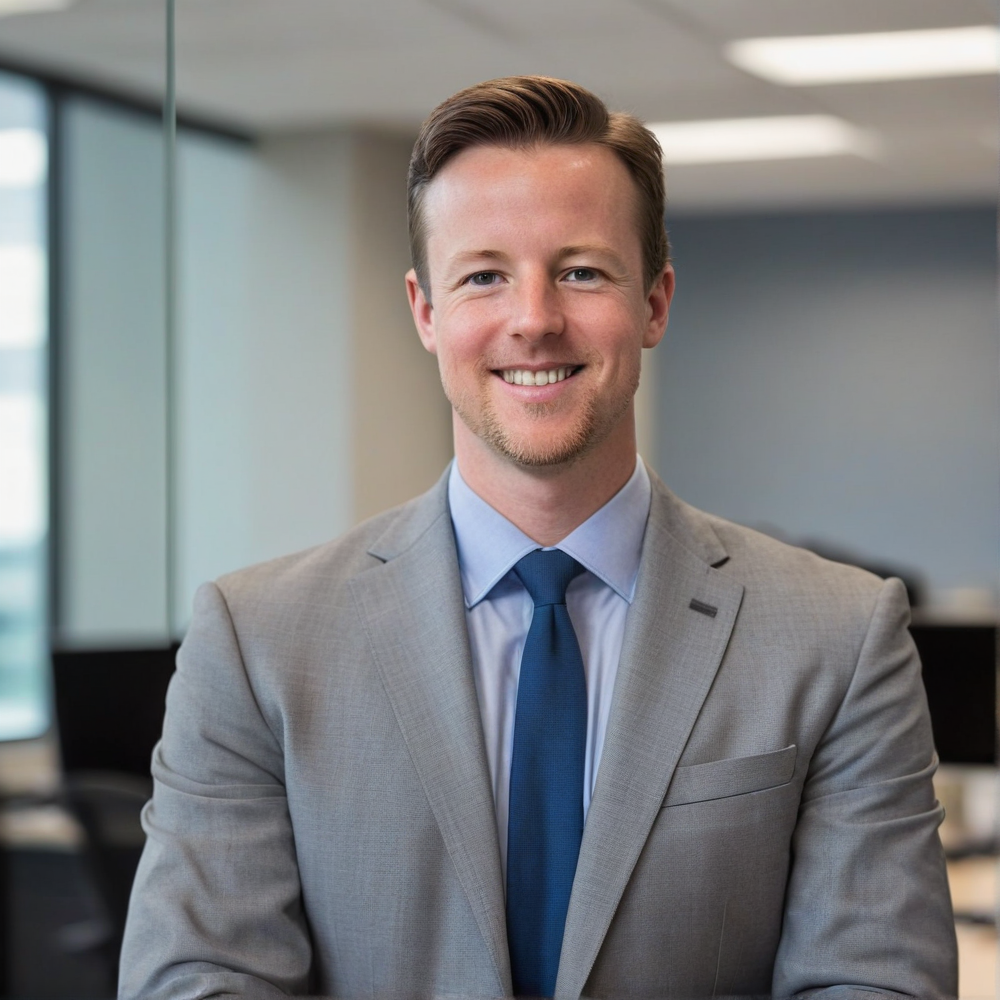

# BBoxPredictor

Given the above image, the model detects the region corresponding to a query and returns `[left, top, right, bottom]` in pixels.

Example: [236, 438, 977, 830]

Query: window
[0, 70, 50, 739]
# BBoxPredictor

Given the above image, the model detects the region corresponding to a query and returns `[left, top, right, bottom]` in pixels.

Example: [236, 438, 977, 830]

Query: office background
[0, 0, 996, 996]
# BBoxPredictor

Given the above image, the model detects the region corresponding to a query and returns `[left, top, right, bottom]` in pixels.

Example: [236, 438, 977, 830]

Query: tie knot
[513, 549, 583, 607]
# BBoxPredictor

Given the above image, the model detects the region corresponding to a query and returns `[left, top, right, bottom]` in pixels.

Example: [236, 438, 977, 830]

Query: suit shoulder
[651, 493, 913, 684]
[702, 510, 889, 606]
[649, 473, 889, 609]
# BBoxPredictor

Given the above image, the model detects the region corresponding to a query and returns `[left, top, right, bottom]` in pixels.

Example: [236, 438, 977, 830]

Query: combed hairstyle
[407, 75, 670, 297]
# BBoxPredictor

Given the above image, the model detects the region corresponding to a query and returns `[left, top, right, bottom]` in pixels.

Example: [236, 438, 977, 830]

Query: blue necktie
[506, 549, 587, 998]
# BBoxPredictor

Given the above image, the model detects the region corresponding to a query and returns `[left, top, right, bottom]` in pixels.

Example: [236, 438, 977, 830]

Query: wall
[176, 130, 355, 625]
[350, 132, 452, 522]
[656, 206, 999, 605]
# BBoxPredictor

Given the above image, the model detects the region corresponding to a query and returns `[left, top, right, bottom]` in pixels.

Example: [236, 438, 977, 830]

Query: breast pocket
[661, 744, 797, 808]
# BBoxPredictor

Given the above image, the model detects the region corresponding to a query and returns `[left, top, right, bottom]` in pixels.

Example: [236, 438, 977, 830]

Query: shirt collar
[448, 457, 651, 609]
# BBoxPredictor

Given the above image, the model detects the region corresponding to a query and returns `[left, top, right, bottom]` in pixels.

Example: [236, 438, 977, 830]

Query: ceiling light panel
[727, 25, 1000, 85]
[649, 115, 879, 165]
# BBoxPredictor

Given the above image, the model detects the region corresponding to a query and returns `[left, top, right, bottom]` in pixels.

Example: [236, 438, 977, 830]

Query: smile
[497, 366, 580, 386]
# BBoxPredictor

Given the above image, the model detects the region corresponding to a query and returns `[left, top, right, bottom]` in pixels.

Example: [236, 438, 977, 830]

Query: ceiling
[0, 0, 996, 211]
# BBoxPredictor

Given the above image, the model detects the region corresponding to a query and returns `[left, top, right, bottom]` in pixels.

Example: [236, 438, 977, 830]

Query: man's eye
[468, 271, 499, 286]
[565, 268, 597, 282]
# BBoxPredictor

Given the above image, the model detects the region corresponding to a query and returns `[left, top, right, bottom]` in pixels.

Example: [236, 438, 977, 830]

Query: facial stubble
[443, 356, 641, 469]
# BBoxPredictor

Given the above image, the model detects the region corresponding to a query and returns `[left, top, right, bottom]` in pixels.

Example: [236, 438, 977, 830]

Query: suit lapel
[556, 482, 744, 999]
[349, 496, 511, 995]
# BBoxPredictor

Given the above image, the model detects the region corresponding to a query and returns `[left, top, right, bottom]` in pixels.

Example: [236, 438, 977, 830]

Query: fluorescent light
[727, 25, 1000, 85]
[0, 130, 46, 187]
[0, 0, 73, 15]
[649, 115, 878, 165]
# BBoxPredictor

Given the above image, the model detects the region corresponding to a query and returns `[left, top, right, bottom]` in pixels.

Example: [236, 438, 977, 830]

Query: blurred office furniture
[50, 646, 176, 980]
[6, 845, 111, 998]
[911, 625, 997, 771]
[911, 623, 998, 936]
[52, 647, 176, 779]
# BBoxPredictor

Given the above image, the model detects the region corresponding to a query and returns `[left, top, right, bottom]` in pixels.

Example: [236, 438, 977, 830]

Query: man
[120, 77, 957, 999]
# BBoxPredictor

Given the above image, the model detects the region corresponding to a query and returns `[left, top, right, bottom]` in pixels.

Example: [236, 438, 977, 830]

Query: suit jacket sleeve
[119, 581, 313, 999]
[773, 577, 958, 999]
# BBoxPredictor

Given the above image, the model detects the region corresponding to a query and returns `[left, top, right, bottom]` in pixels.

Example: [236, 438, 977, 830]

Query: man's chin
[449, 390, 611, 470]
[480, 422, 597, 470]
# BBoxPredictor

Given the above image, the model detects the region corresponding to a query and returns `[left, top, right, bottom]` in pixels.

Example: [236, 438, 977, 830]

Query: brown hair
[407, 75, 670, 296]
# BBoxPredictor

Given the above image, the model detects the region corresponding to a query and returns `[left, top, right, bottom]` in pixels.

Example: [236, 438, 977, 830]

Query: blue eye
[469, 271, 499, 286]
[566, 268, 597, 281]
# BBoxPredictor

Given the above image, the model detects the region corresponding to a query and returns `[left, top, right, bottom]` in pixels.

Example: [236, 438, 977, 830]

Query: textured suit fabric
[119, 469, 957, 1000]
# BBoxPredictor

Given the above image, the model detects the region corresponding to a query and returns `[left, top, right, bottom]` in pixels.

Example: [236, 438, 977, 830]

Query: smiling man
[121, 77, 956, 1000]
[407, 138, 670, 543]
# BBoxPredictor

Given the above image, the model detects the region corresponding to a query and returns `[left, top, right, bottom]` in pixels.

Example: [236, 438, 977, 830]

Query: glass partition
[56, 93, 168, 648]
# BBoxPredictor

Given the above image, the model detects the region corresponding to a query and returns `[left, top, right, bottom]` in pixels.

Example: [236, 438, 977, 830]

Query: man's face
[407, 142, 674, 469]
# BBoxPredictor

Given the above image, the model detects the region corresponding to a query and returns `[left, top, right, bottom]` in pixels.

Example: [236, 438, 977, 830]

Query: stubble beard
[444, 360, 640, 469]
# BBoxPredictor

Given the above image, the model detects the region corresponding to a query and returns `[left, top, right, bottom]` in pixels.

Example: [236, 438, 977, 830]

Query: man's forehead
[446, 140, 611, 172]
[426, 142, 628, 198]
[420, 142, 640, 239]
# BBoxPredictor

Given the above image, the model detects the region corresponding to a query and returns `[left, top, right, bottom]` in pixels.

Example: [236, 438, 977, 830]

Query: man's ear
[643, 264, 675, 349]
[406, 269, 437, 355]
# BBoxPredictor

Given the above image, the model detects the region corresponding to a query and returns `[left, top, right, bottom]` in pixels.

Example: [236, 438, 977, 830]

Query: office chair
[50, 646, 176, 978]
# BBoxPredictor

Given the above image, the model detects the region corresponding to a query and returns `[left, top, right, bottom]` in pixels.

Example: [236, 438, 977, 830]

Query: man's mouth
[496, 365, 582, 386]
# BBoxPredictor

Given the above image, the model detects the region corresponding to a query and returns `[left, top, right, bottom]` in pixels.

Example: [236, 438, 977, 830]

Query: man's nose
[510, 274, 565, 342]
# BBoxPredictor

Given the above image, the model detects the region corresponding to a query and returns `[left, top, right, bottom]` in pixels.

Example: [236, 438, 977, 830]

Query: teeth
[501, 366, 574, 386]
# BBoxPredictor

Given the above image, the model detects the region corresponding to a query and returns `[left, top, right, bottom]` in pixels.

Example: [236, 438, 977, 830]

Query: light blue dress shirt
[448, 457, 652, 875]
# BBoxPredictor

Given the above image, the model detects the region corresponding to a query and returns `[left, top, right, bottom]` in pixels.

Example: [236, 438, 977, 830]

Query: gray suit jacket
[120, 470, 957, 999]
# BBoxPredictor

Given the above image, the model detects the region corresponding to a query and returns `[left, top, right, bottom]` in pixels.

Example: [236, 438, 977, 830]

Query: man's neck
[453, 417, 639, 547]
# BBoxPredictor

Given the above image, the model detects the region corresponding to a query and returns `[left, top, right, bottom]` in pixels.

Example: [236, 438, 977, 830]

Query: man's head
[405, 76, 674, 476]
[408, 76, 670, 299]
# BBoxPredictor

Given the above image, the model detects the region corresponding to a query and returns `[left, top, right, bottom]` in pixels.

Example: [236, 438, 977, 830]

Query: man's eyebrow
[444, 245, 629, 270]
[558, 245, 629, 270]
[445, 249, 509, 269]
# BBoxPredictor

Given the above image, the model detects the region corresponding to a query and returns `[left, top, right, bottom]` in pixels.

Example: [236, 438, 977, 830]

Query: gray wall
[656, 207, 999, 605]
